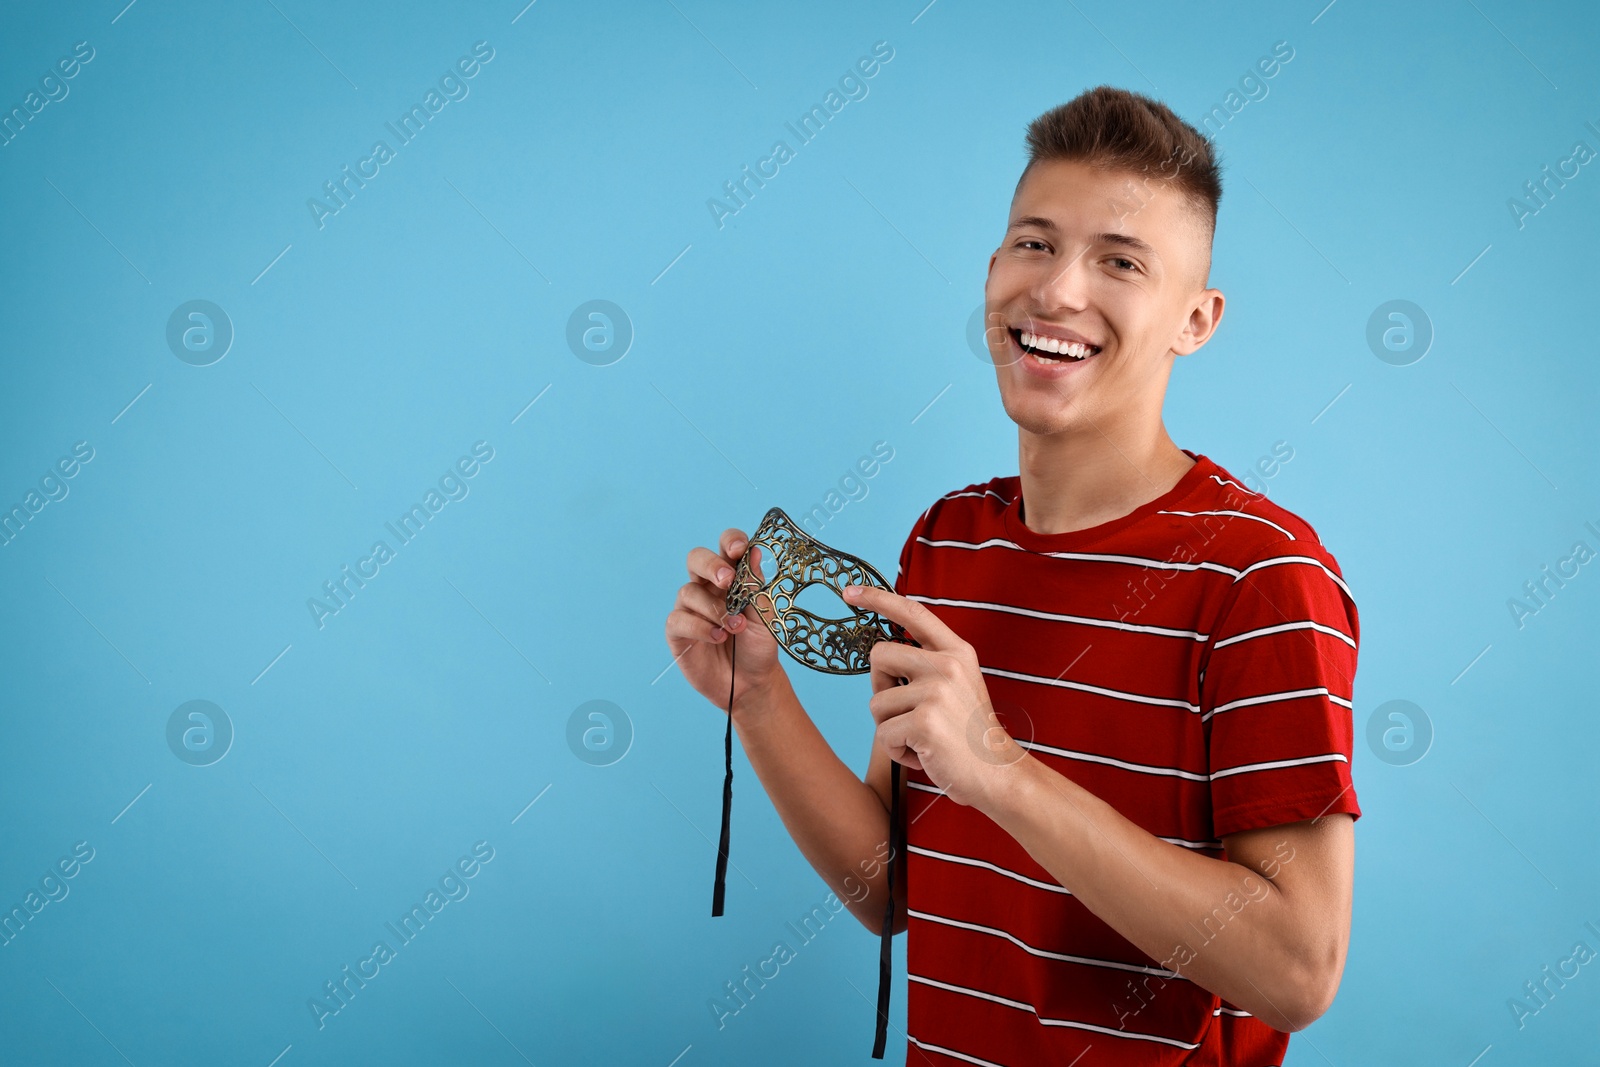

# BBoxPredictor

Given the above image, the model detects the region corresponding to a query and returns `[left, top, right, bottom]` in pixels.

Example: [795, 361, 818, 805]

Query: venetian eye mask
[713, 506, 917, 1059]
[723, 506, 914, 672]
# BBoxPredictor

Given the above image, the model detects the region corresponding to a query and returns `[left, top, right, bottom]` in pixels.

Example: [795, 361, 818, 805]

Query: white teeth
[1019, 329, 1095, 360]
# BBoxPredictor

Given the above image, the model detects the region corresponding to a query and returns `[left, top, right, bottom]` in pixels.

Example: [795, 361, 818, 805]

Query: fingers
[844, 584, 959, 652]
[868, 637, 922, 681]
[667, 527, 775, 661]
[867, 681, 923, 724]
[687, 530, 763, 590]
[719, 528, 750, 558]
[687, 544, 739, 590]
[869, 640, 966, 705]
[875, 717, 924, 772]
[719, 528, 766, 588]
[665, 606, 729, 647]
[869, 666, 901, 695]
[676, 579, 749, 633]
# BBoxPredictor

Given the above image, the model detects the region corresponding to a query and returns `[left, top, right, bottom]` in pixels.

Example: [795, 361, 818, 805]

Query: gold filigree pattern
[725, 507, 915, 674]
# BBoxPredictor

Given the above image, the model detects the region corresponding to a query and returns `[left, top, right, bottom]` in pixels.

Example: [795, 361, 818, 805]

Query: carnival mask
[723, 506, 914, 671]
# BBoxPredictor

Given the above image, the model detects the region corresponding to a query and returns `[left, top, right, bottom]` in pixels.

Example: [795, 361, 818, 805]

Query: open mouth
[1010, 327, 1102, 365]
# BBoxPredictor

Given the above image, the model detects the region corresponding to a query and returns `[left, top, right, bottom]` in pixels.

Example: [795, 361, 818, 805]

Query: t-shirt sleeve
[1201, 537, 1363, 838]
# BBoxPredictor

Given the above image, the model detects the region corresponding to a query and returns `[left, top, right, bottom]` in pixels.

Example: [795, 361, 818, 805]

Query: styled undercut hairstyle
[1016, 86, 1223, 280]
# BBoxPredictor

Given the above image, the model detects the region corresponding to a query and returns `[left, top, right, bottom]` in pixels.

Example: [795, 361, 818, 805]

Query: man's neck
[1016, 425, 1194, 536]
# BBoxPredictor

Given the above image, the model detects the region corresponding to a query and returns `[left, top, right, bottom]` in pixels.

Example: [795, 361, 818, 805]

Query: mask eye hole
[787, 580, 856, 620]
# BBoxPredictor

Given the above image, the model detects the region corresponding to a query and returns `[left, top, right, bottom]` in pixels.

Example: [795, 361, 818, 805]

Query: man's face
[983, 157, 1221, 438]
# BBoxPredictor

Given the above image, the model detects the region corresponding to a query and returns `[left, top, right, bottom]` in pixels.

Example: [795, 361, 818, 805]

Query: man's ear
[1173, 289, 1224, 357]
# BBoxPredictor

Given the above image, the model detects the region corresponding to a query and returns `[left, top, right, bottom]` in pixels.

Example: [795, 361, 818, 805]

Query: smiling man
[668, 85, 1360, 1066]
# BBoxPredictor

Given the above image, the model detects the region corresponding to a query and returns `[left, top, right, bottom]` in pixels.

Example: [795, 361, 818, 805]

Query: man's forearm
[730, 672, 894, 930]
[977, 753, 1337, 1031]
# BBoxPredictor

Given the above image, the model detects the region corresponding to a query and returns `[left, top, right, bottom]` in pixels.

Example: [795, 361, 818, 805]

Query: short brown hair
[1016, 85, 1222, 244]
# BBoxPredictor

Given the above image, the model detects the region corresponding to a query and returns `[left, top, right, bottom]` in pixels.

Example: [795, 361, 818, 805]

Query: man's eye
[1016, 239, 1049, 251]
[1111, 257, 1139, 272]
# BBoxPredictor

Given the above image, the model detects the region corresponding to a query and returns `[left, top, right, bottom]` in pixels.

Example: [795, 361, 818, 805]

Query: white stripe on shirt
[981, 665, 1202, 713]
[1209, 473, 1260, 496]
[1160, 834, 1224, 850]
[907, 1034, 1013, 1067]
[1158, 508, 1295, 540]
[1203, 686, 1354, 722]
[907, 843, 1072, 895]
[1235, 554, 1353, 600]
[1213, 619, 1355, 650]
[908, 973, 1203, 1049]
[1021, 738, 1346, 785]
[917, 536, 1244, 578]
[940, 488, 1016, 507]
[909, 907, 1186, 980]
[1210, 752, 1349, 780]
[909, 594, 1209, 641]
[1017, 738, 1210, 782]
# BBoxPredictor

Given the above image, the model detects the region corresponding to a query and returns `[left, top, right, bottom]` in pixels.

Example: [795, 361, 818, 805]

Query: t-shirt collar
[1002, 449, 1213, 550]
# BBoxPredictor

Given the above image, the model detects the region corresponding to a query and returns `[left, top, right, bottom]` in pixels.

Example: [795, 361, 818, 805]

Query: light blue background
[2, 1, 1597, 1064]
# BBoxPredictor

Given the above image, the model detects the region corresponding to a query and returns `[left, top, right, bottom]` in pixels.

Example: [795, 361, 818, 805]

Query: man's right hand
[665, 528, 784, 711]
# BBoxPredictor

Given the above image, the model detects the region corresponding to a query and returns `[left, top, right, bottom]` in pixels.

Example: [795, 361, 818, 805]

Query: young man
[667, 85, 1360, 1065]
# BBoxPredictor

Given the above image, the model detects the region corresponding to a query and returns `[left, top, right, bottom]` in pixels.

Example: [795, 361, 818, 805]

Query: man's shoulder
[909, 475, 1019, 531]
[1185, 456, 1344, 567]
[890, 478, 1015, 588]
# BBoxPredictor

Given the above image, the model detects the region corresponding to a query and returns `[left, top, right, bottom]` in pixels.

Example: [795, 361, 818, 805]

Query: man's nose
[1029, 246, 1092, 312]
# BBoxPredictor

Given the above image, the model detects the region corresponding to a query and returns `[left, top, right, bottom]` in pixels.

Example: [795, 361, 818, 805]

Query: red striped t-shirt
[891, 449, 1361, 1067]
